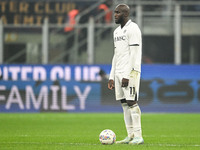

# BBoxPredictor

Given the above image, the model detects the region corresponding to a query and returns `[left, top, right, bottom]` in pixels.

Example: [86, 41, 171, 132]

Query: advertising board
[0, 64, 200, 112]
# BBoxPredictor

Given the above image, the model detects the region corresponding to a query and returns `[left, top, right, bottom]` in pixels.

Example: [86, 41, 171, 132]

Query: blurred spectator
[98, 3, 112, 24]
[77, 6, 92, 55]
[98, 69, 116, 105]
[64, 9, 79, 32]
[99, 69, 109, 80]
[96, 1, 113, 39]
[64, 7, 79, 62]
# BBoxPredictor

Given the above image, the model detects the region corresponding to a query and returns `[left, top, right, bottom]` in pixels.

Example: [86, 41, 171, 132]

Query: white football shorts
[114, 70, 140, 101]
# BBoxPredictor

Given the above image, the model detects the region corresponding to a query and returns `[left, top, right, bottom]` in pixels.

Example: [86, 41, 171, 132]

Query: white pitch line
[0, 142, 100, 146]
[2, 134, 200, 138]
[147, 143, 200, 147]
[0, 142, 200, 147]
[143, 135, 200, 138]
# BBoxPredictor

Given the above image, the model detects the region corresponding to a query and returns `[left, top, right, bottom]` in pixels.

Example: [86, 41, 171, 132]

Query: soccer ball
[99, 129, 116, 145]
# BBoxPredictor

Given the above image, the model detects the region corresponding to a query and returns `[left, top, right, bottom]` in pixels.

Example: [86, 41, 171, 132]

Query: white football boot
[116, 137, 133, 144]
[129, 137, 144, 145]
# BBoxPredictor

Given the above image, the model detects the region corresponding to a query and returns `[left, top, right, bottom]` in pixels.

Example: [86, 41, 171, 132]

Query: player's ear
[124, 11, 129, 17]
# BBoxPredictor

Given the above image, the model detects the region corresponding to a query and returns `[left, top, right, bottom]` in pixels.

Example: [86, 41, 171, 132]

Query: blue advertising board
[140, 65, 200, 112]
[0, 64, 200, 113]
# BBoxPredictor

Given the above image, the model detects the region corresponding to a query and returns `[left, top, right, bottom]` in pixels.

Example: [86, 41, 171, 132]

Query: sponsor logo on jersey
[114, 35, 126, 42]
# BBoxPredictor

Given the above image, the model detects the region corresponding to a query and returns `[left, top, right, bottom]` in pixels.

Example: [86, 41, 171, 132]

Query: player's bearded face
[114, 7, 124, 24]
[115, 14, 123, 24]
[115, 13, 123, 24]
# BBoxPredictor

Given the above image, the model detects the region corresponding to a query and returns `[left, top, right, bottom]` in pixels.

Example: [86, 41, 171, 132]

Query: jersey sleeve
[123, 24, 142, 78]
[128, 24, 141, 46]
[123, 46, 134, 79]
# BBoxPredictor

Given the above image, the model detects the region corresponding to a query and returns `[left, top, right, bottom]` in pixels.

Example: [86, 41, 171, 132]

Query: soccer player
[108, 4, 144, 145]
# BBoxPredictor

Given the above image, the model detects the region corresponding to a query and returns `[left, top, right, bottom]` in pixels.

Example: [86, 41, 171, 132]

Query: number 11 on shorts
[130, 87, 135, 97]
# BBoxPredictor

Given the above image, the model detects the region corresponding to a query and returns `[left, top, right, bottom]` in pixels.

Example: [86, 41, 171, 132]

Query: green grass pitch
[0, 113, 200, 150]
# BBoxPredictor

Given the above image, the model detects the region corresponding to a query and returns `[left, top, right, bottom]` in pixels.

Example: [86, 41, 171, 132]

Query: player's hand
[108, 80, 114, 90]
[122, 78, 129, 87]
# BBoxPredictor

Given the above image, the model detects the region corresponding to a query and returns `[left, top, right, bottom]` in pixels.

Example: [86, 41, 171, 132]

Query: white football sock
[129, 104, 142, 138]
[121, 103, 134, 138]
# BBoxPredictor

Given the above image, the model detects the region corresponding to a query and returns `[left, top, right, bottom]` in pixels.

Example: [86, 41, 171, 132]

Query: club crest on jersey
[114, 35, 126, 42]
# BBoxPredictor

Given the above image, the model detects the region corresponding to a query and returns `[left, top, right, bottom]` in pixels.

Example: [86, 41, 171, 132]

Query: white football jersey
[113, 20, 142, 73]
[112, 20, 142, 78]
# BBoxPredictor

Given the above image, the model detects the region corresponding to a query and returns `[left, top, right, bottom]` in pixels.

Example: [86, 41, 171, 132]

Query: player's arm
[108, 53, 116, 90]
[122, 46, 135, 87]
[123, 26, 141, 87]
[122, 45, 140, 87]
[123, 45, 139, 79]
